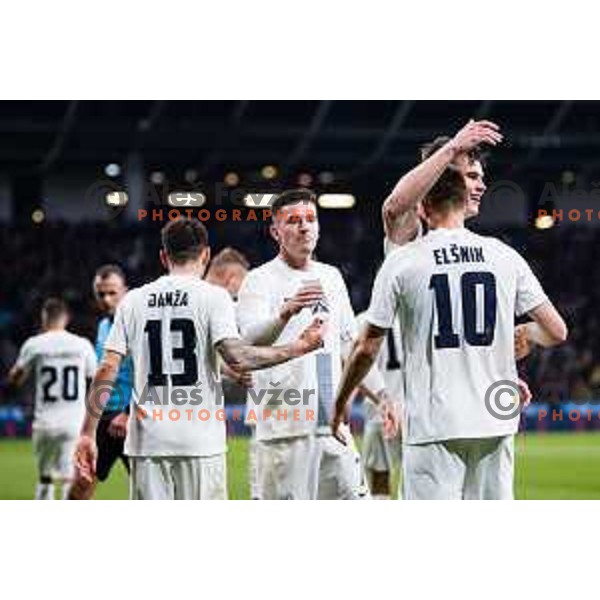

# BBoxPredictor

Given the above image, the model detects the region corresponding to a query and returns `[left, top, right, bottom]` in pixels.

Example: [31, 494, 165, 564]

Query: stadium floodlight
[167, 191, 206, 208]
[243, 193, 278, 207]
[261, 165, 278, 180]
[535, 214, 555, 230]
[224, 172, 240, 187]
[105, 191, 129, 207]
[105, 163, 121, 178]
[150, 171, 165, 185]
[317, 194, 356, 209]
[31, 209, 45, 224]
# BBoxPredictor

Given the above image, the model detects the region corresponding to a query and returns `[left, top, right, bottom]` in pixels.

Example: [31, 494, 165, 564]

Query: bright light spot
[318, 194, 355, 209]
[105, 163, 121, 178]
[224, 172, 240, 187]
[31, 209, 45, 224]
[561, 170, 575, 185]
[535, 214, 555, 230]
[261, 165, 277, 180]
[150, 171, 165, 185]
[243, 193, 278, 207]
[105, 191, 129, 207]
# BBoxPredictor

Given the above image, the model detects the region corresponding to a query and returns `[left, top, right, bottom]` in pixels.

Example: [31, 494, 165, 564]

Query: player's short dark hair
[161, 218, 209, 264]
[271, 188, 317, 217]
[420, 135, 484, 164]
[423, 166, 467, 214]
[208, 247, 250, 272]
[94, 264, 126, 283]
[42, 298, 68, 323]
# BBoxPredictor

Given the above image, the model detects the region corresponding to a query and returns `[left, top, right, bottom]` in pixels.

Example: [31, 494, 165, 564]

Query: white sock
[372, 494, 391, 500]
[35, 483, 55, 500]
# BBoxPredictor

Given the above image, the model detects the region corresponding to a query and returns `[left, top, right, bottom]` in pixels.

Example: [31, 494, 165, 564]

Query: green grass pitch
[1, 432, 600, 499]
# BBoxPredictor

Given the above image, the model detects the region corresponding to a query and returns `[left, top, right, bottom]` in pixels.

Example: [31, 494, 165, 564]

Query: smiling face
[455, 154, 487, 218]
[270, 201, 319, 267]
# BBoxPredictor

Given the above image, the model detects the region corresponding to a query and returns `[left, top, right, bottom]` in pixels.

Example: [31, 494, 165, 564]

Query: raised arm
[382, 120, 502, 244]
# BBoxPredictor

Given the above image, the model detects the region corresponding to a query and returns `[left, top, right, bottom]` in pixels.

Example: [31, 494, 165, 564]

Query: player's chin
[466, 200, 481, 217]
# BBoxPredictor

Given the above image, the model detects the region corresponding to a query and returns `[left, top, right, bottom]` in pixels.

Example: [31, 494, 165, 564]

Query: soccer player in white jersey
[8, 299, 97, 500]
[356, 312, 403, 499]
[205, 247, 260, 499]
[382, 119, 503, 250]
[382, 120, 534, 399]
[73, 219, 324, 500]
[237, 189, 386, 500]
[333, 168, 567, 500]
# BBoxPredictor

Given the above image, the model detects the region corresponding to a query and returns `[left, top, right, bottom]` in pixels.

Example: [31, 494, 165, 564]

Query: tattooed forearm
[216, 338, 301, 372]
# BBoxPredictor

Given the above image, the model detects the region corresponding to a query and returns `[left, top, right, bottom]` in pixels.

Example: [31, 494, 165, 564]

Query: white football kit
[105, 274, 240, 500]
[367, 227, 548, 499]
[237, 256, 365, 500]
[15, 330, 97, 481]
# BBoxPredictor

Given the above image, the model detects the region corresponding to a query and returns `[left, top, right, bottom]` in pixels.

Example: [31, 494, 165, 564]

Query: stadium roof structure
[0, 100, 598, 193]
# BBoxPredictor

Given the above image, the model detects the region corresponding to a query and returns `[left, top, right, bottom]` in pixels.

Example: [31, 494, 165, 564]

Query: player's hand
[517, 377, 532, 407]
[280, 282, 325, 321]
[295, 317, 326, 355]
[515, 324, 533, 360]
[74, 434, 97, 485]
[331, 414, 350, 445]
[107, 411, 128, 438]
[222, 363, 254, 388]
[449, 119, 503, 155]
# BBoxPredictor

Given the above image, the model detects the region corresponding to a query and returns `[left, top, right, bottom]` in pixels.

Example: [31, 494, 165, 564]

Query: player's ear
[269, 222, 279, 243]
[199, 246, 211, 274]
[159, 249, 169, 270]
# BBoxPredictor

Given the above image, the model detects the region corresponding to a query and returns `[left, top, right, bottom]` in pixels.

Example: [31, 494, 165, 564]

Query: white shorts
[32, 429, 77, 480]
[130, 454, 227, 500]
[316, 433, 368, 500]
[403, 436, 514, 500]
[362, 422, 402, 473]
[257, 436, 319, 500]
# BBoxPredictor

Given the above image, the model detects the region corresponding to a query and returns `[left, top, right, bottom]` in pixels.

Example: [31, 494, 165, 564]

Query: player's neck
[278, 250, 312, 271]
[43, 324, 65, 332]
[168, 264, 204, 278]
[428, 211, 465, 230]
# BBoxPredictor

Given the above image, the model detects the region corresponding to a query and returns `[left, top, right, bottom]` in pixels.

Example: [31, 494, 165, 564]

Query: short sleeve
[513, 251, 548, 317]
[236, 270, 271, 338]
[15, 338, 36, 372]
[84, 340, 98, 377]
[366, 257, 400, 330]
[208, 287, 241, 346]
[104, 297, 130, 356]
